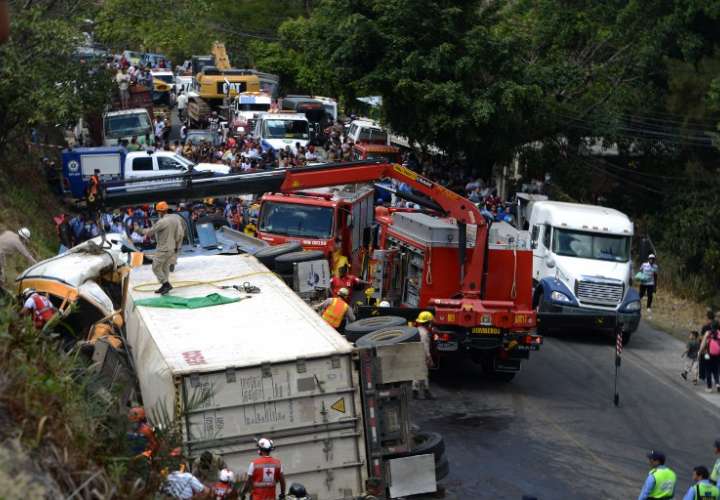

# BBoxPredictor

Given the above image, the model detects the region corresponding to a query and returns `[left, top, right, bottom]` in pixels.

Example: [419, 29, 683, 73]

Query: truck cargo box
[125, 254, 367, 499]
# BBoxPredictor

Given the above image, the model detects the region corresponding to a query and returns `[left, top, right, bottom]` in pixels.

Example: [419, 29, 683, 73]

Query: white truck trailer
[124, 253, 439, 499]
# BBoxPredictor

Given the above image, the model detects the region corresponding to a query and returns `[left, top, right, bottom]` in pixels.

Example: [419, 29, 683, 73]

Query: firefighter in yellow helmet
[413, 311, 435, 400]
[315, 287, 355, 331]
[135, 201, 185, 295]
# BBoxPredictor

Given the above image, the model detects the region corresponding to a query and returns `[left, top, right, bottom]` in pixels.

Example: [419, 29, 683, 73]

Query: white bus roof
[127, 254, 352, 375]
[258, 112, 308, 121]
[104, 108, 150, 117]
[531, 201, 633, 235]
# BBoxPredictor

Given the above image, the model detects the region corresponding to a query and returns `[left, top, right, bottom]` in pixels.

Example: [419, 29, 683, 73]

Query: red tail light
[433, 332, 454, 342]
[524, 335, 543, 345]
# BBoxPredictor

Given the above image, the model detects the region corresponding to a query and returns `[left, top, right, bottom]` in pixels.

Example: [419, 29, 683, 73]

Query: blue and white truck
[62, 147, 230, 199]
[525, 200, 641, 343]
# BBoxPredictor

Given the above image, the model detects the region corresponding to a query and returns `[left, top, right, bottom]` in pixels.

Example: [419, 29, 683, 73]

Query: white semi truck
[525, 200, 641, 342]
[124, 253, 445, 499]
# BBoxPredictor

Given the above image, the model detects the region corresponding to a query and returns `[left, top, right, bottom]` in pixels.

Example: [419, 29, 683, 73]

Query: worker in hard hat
[211, 468, 237, 499]
[331, 238, 349, 277]
[241, 438, 286, 500]
[0, 227, 35, 285]
[135, 201, 185, 295]
[20, 287, 56, 330]
[127, 406, 159, 459]
[330, 264, 368, 298]
[315, 287, 355, 331]
[413, 311, 435, 400]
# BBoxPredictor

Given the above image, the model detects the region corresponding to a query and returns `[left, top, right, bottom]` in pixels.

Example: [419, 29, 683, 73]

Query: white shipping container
[125, 254, 368, 499]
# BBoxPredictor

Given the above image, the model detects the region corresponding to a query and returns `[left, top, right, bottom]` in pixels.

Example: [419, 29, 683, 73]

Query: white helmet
[21, 287, 36, 299]
[18, 227, 31, 240]
[337, 287, 350, 298]
[257, 438, 274, 452]
[378, 301, 390, 307]
[219, 469, 234, 483]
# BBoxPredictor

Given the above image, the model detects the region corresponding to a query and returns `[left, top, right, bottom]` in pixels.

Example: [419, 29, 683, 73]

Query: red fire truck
[102, 160, 541, 379]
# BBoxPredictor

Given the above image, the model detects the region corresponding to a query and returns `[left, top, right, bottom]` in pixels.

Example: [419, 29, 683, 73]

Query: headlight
[624, 300, 641, 312]
[551, 290, 572, 303]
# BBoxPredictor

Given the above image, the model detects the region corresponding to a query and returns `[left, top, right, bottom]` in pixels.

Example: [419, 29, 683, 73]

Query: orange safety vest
[250, 456, 282, 500]
[322, 298, 349, 328]
[31, 294, 55, 328]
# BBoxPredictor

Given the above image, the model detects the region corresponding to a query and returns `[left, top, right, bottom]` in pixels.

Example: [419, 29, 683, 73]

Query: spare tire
[355, 326, 419, 348]
[274, 250, 325, 274]
[253, 242, 302, 269]
[344, 316, 407, 342]
[435, 453, 450, 481]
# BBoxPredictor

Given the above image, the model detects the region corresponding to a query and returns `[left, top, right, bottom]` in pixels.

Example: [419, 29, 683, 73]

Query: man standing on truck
[638, 254, 659, 314]
[316, 288, 355, 330]
[136, 201, 185, 295]
[241, 438, 286, 500]
[116, 68, 131, 109]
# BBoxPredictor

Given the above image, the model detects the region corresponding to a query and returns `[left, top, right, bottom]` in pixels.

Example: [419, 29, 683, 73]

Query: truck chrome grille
[575, 280, 624, 306]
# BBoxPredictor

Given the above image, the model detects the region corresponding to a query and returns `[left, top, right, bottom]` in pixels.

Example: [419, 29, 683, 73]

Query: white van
[528, 201, 641, 342]
[253, 112, 310, 152]
[346, 118, 388, 145]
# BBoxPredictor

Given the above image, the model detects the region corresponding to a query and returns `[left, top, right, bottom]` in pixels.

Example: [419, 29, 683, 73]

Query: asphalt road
[413, 320, 720, 499]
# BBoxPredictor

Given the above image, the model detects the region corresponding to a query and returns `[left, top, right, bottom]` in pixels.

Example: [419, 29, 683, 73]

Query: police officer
[241, 438, 286, 500]
[711, 438, 720, 484]
[682, 466, 719, 500]
[639, 450, 677, 500]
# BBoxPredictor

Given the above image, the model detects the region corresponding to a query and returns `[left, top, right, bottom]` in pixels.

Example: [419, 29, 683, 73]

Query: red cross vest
[250, 456, 282, 500]
[31, 294, 55, 328]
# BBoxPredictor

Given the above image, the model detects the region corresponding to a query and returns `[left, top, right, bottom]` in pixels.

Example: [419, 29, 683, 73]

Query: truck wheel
[386, 431, 445, 462]
[344, 316, 408, 342]
[274, 250, 325, 274]
[355, 326, 419, 348]
[253, 242, 303, 269]
[435, 453, 450, 481]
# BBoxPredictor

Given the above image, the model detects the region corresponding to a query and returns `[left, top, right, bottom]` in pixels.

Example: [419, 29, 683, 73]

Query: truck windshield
[105, 113, 151, 137]
[259, 202, 333, 239]
[552, 229, 630, 262]
[263, 119, 309, 140]
[153, 74, 174, 84]
[237, 103, 270, 112]
[359, 128, 388, 143]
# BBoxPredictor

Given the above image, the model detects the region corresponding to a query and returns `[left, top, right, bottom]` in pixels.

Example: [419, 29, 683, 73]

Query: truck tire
[274, 250, 325, 274]
[435, 453, 450, 481]
[253, 242, 302, 269]
[355, 326, 419, 348]
[344, 316, 408, 342]
[386, 431, 445, 462]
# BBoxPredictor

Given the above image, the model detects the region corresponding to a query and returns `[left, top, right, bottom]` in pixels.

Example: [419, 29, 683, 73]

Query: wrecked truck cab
[15, 233, 142, 341]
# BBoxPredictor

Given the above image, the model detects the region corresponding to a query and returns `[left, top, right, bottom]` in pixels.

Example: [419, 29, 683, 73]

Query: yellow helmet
[416, 311, 434, 323]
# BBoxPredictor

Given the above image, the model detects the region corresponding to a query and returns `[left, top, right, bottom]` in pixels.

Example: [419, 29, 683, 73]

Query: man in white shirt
[176, 91, 188, 121]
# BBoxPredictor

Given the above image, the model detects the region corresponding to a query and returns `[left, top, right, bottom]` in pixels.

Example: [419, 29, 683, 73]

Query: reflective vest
[649, 467, 677, 499]
[695, 481, 719, 499]
[711, 459, 720, 483]
[322, 298, 349, 328]
[250, 456, 281, 500]
[31, 294, 55, 328]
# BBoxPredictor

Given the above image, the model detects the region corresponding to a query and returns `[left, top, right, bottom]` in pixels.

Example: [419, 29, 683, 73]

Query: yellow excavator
[186, 42, 261, 126]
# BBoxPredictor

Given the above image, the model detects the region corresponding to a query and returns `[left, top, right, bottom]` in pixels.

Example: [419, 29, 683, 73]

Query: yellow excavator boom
[211, 41, 231, 71]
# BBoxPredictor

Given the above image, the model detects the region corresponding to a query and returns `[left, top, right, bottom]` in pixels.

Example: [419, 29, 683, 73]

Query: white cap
[648, 254, 656, 259]
[379, 301, 390, 307]
[219, 469, 234, 482]
[18, 227, 30, 240]
[257, 437, 273, 451]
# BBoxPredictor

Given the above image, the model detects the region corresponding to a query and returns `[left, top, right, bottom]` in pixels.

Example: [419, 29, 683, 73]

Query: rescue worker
[330, 264, 368, 298]
[87, 168, 102, 210]
[241, 438, 286, 500]
[126, 406, 159, 459]
[243, 218, 258, 237]
[331, 239, 349, 277]
[682, 466, 719, 500]
[0, 227, 35, 284]
[638, 450, 677, 500]
[192, 450, 227, 485]
[710, 438, 720, 484]
[316, 287, 355, 330]
[413, 311, 435, 400]
[211, 469, 236, 499]
[20, 288, 56, 329]
[136, 201, 185, 295]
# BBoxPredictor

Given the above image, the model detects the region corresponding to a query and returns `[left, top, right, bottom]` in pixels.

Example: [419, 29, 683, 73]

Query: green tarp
[134, 293, 241, 309]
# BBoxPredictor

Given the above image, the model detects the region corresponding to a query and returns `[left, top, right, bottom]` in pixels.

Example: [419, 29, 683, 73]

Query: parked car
[184, 129, 223, 147]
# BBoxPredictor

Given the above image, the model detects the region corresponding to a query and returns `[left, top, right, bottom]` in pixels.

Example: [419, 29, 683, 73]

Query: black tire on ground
[435, 453, 450, 481]
[355, 326, 419, 348]
[274, 250, 325, 274]
[253, 242, 303, 269]
[344, 316, 408, 342]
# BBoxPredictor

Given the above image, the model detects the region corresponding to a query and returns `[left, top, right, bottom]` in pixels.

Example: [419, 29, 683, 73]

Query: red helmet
[128, 406, 146, 422]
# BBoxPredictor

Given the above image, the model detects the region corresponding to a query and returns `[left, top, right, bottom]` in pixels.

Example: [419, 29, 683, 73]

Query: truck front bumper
[538, 305, 640, 333]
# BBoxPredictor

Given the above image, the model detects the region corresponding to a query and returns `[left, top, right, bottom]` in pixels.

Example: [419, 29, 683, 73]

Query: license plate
[471, 327, 501, 335]
[436, 341, 458, 352]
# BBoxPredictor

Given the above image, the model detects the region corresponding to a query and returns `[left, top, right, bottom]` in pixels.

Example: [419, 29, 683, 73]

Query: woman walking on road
[699, 321, 720, 392]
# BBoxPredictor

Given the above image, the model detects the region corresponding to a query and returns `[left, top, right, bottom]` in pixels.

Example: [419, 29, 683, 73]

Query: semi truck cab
[528, 201, 641, 342]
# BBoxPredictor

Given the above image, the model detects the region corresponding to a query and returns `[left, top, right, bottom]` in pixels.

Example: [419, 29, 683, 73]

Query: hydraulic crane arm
[101, 160, 487, 295]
